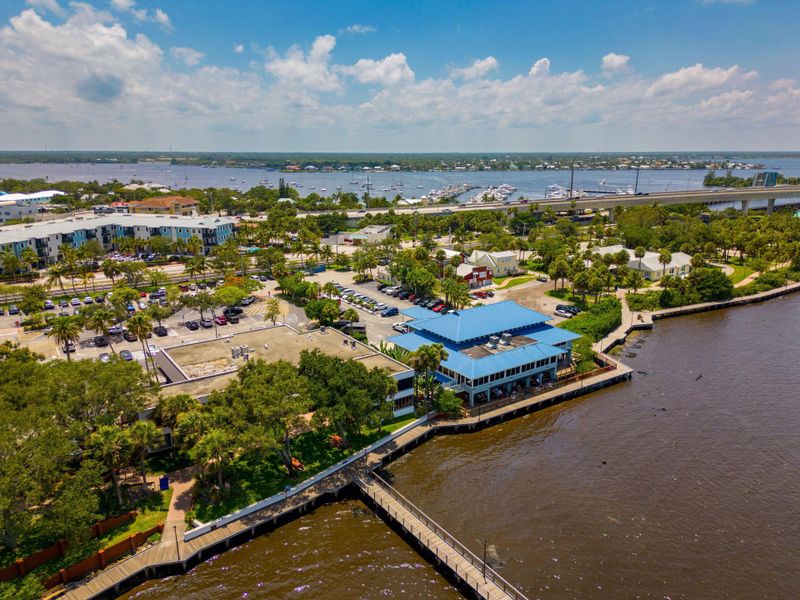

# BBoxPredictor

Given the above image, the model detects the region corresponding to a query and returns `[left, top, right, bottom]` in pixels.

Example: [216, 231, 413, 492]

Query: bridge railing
[364, 472, 529, 600]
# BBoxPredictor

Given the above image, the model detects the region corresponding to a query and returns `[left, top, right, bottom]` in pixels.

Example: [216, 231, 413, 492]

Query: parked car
[123, 330, 137, 342]
[536, 275, 548, 283]
[392, 322, 408, 333]
[486, 290, 494, 297]
[146, 343, 158, 356]
[94, 336, 108, 347]
[98, 353, 111, 363]
[153, 325, 168, 337]
[185, 320, 199, 331]
[119, 350, 134, 361]
[8, 305, 19, 315]
[377, 283, 388, 291]
[228, 315, 240, 324]
[554, 309, 573, 319]
[70, 298, 81, 306]
[59, 299, 69, 308]
[474, 291, 488, 299]
[83, 296, 94, 304]
[199, 318, 213, 329]
[44, 300, 55, 310]
[432, 304, 445, 313]
[95, 294, 106, 303]
[126, 303, 136, 313]
[241, 296, 256, 306]
[108, 325, 123, 335]
[381, 307, 399, 317]
[63, 341, 76, 354]
[223, 306, 243, 316]
[398, 291, 410, 300]
[138, 300, 148, 310]
[556, 304, 581, 315]
[214, 315, 228, 326]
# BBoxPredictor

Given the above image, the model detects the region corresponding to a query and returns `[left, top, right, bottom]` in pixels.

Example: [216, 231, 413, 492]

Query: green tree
[407, 343, 449, 411]
[84, 307, 118, 354]
[88, 425, 132, 509]
[194, 428, 236, 490]
[126, 313, 153, 374]
[128, 420, 163, 486]
[1, 250, 21, 279]
[263, 297, 283, 326]
[47, 316, 83, 360]
[658, 249, 672, 278]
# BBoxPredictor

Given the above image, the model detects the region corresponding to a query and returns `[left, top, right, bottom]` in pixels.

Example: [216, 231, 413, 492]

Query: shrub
[559, 298, 622, 342]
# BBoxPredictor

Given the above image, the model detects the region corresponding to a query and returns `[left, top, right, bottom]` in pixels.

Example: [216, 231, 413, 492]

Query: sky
[1, 0, 799, 152]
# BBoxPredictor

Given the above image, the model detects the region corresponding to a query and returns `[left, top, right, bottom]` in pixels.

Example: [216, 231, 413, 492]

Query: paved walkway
[62, 361, 631, 600]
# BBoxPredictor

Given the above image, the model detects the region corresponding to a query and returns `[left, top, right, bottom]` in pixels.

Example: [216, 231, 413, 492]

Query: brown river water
[125, 295, 800, 599]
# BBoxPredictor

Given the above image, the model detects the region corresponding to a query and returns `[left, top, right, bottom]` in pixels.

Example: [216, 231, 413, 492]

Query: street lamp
[173, 525, 180, 561]
[480, 538, 487, 581]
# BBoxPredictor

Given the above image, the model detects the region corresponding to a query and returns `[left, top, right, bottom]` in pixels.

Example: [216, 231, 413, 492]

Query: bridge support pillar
[741, 199, 750, 213]
[767, 198, 775, 215]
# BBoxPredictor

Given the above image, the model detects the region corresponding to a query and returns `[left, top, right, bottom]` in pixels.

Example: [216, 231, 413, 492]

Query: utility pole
[569, 164, 575, 199]
[173, 525, 180, 560]
[482, 538, 487, 581]
[634, 165, 641, 194]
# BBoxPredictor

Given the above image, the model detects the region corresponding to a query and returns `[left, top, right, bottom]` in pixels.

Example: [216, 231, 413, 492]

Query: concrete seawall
[63, 359, 631, 600]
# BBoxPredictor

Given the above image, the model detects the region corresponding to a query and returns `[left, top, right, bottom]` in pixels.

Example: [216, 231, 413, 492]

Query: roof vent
[486, 335, 499, 349]
[500, 332, 512, 346]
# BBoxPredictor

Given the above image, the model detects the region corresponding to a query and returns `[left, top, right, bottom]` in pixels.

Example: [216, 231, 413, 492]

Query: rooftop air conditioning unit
[500, 332, 512, 346]
[487, 336, 499, 349]
[231, 346, 241, 359]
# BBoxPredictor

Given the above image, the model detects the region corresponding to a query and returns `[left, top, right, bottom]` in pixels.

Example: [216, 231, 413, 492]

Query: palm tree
[408, 343, 449, 411]
[19, 247, 39, 273]
[88, 425, 132, 509]
[127, 420, 163, 486]
[186, 235, 203, 256]
[1, 250, 21, 280]
[320, 244, 334, 265]
[195, 428, 235, 490]
[634, 246, 646, 272]
[85, 307, 118, 353]
[45, 263, 68, 297]
[658, 249, 672, 278]
[47, 316, 83, 360]
[321, 281, 339, 298]
[126, 313, 153, 375]
[101, 259, 122, 285]
[185, 256, 206, 283]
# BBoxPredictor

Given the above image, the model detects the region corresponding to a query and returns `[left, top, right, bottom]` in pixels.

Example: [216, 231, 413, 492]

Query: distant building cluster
[592, 245, 692, 281]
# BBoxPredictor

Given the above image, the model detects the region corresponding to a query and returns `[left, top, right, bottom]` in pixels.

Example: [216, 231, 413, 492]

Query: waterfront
[3, 157, 800, 202]
[124, 294, 800, 598]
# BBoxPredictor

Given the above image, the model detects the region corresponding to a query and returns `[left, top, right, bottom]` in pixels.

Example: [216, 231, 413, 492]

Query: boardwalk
[355, 474, 527, 600]
[62, 358, 631, 599]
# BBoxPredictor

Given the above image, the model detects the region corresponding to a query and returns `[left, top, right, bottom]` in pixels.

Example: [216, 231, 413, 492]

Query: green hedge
[558, 298, 622, 342]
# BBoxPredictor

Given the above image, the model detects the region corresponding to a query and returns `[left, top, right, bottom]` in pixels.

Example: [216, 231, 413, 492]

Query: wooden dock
[60, 358, 631, 599]
[355, 473, 528, 600]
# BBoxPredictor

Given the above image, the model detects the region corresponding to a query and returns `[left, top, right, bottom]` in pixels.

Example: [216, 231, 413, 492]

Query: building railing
[184, 414, 429, 542]
[362, 472, 529, 600]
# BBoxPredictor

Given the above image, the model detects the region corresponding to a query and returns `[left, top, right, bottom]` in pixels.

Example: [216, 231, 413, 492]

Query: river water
[3, 157, 800, 204]
[125, 294, 800, 599]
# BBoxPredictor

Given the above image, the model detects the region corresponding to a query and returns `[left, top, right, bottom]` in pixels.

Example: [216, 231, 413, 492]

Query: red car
[475, 291, 488, 299]
[432, 304, 445, 313]
[408, 293, 416, 301]
[214, 315, 228, 325]
[140, 291, 148, 298]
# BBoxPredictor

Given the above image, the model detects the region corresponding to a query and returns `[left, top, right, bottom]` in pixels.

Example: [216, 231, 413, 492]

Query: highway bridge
[298, 185, 800, 220]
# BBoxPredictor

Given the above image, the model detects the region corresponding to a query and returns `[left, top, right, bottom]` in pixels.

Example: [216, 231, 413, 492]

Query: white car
[146, 343, 159, 356]
[138, 300, 148, 310]
[392, 322, 408, 333]
[554, 310, 573, 319]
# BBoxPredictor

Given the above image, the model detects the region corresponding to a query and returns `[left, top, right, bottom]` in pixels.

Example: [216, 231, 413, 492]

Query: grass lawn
[194, 414, 418, 523]
[727, 262, 755, 285]
[545, 288, 591, 310]
[0, 489, 171, 597]
[502, 276, 535, 289]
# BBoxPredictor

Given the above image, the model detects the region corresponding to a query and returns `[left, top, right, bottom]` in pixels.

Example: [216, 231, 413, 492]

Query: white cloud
[601, 52, 630, 73]
[339, 53, 414, 86]
[450, 56, 499, 80]
[109, 0, 172, 30]
[0, 4, 798, 152]
[25, 0, 63, 15]
[340, 24, 376, 35]
[529, 57, 550, 77]
[233, 43, 244, 54]
[265, 34, 341, 92]
[171, 46, 203, 66]
[645, 63, 756, 97]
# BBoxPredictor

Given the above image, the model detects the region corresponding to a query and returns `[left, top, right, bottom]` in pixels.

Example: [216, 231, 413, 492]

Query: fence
[41, 523, 163, 590]
[0, 511, 137, 581]
[364, 473, 529, 600]
[184, 414, 429, 541]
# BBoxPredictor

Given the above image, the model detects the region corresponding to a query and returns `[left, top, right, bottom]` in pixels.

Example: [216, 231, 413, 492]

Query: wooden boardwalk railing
[356, 473, 529, 600]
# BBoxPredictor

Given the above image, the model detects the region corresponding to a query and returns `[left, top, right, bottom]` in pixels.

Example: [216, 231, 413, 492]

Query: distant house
[591, 244, 692, 280]
[128, 195, 199, 216]
[456, 263, 492, 289]
[468, 250, 518, 277]
[344, 224, 393, 245]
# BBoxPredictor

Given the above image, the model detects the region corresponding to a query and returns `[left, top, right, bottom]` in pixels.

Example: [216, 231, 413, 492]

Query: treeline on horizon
[0, 150, 797, 170]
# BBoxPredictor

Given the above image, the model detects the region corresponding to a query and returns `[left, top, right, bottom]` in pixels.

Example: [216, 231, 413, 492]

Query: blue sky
[1, 0, 798, 151]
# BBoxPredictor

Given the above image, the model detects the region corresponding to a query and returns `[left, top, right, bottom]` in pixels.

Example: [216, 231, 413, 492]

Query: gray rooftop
[0, 213, 235, 245]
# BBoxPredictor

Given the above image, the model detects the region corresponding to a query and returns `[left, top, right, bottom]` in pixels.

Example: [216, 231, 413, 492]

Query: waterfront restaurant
[388, 301, 581, 405]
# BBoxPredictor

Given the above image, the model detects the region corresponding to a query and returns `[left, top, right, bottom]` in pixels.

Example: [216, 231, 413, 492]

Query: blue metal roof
[400, 306, 440, 322]
[408, 301, 549, 344]
[522, 325, 581, 346]
[388, 329, 566, 380]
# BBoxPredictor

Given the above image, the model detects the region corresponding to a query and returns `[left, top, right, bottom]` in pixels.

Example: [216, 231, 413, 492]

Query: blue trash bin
[159, 476, 169, 491]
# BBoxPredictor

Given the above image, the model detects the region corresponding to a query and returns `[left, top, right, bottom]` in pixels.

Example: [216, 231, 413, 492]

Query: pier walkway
[355, 473, 527, 600]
